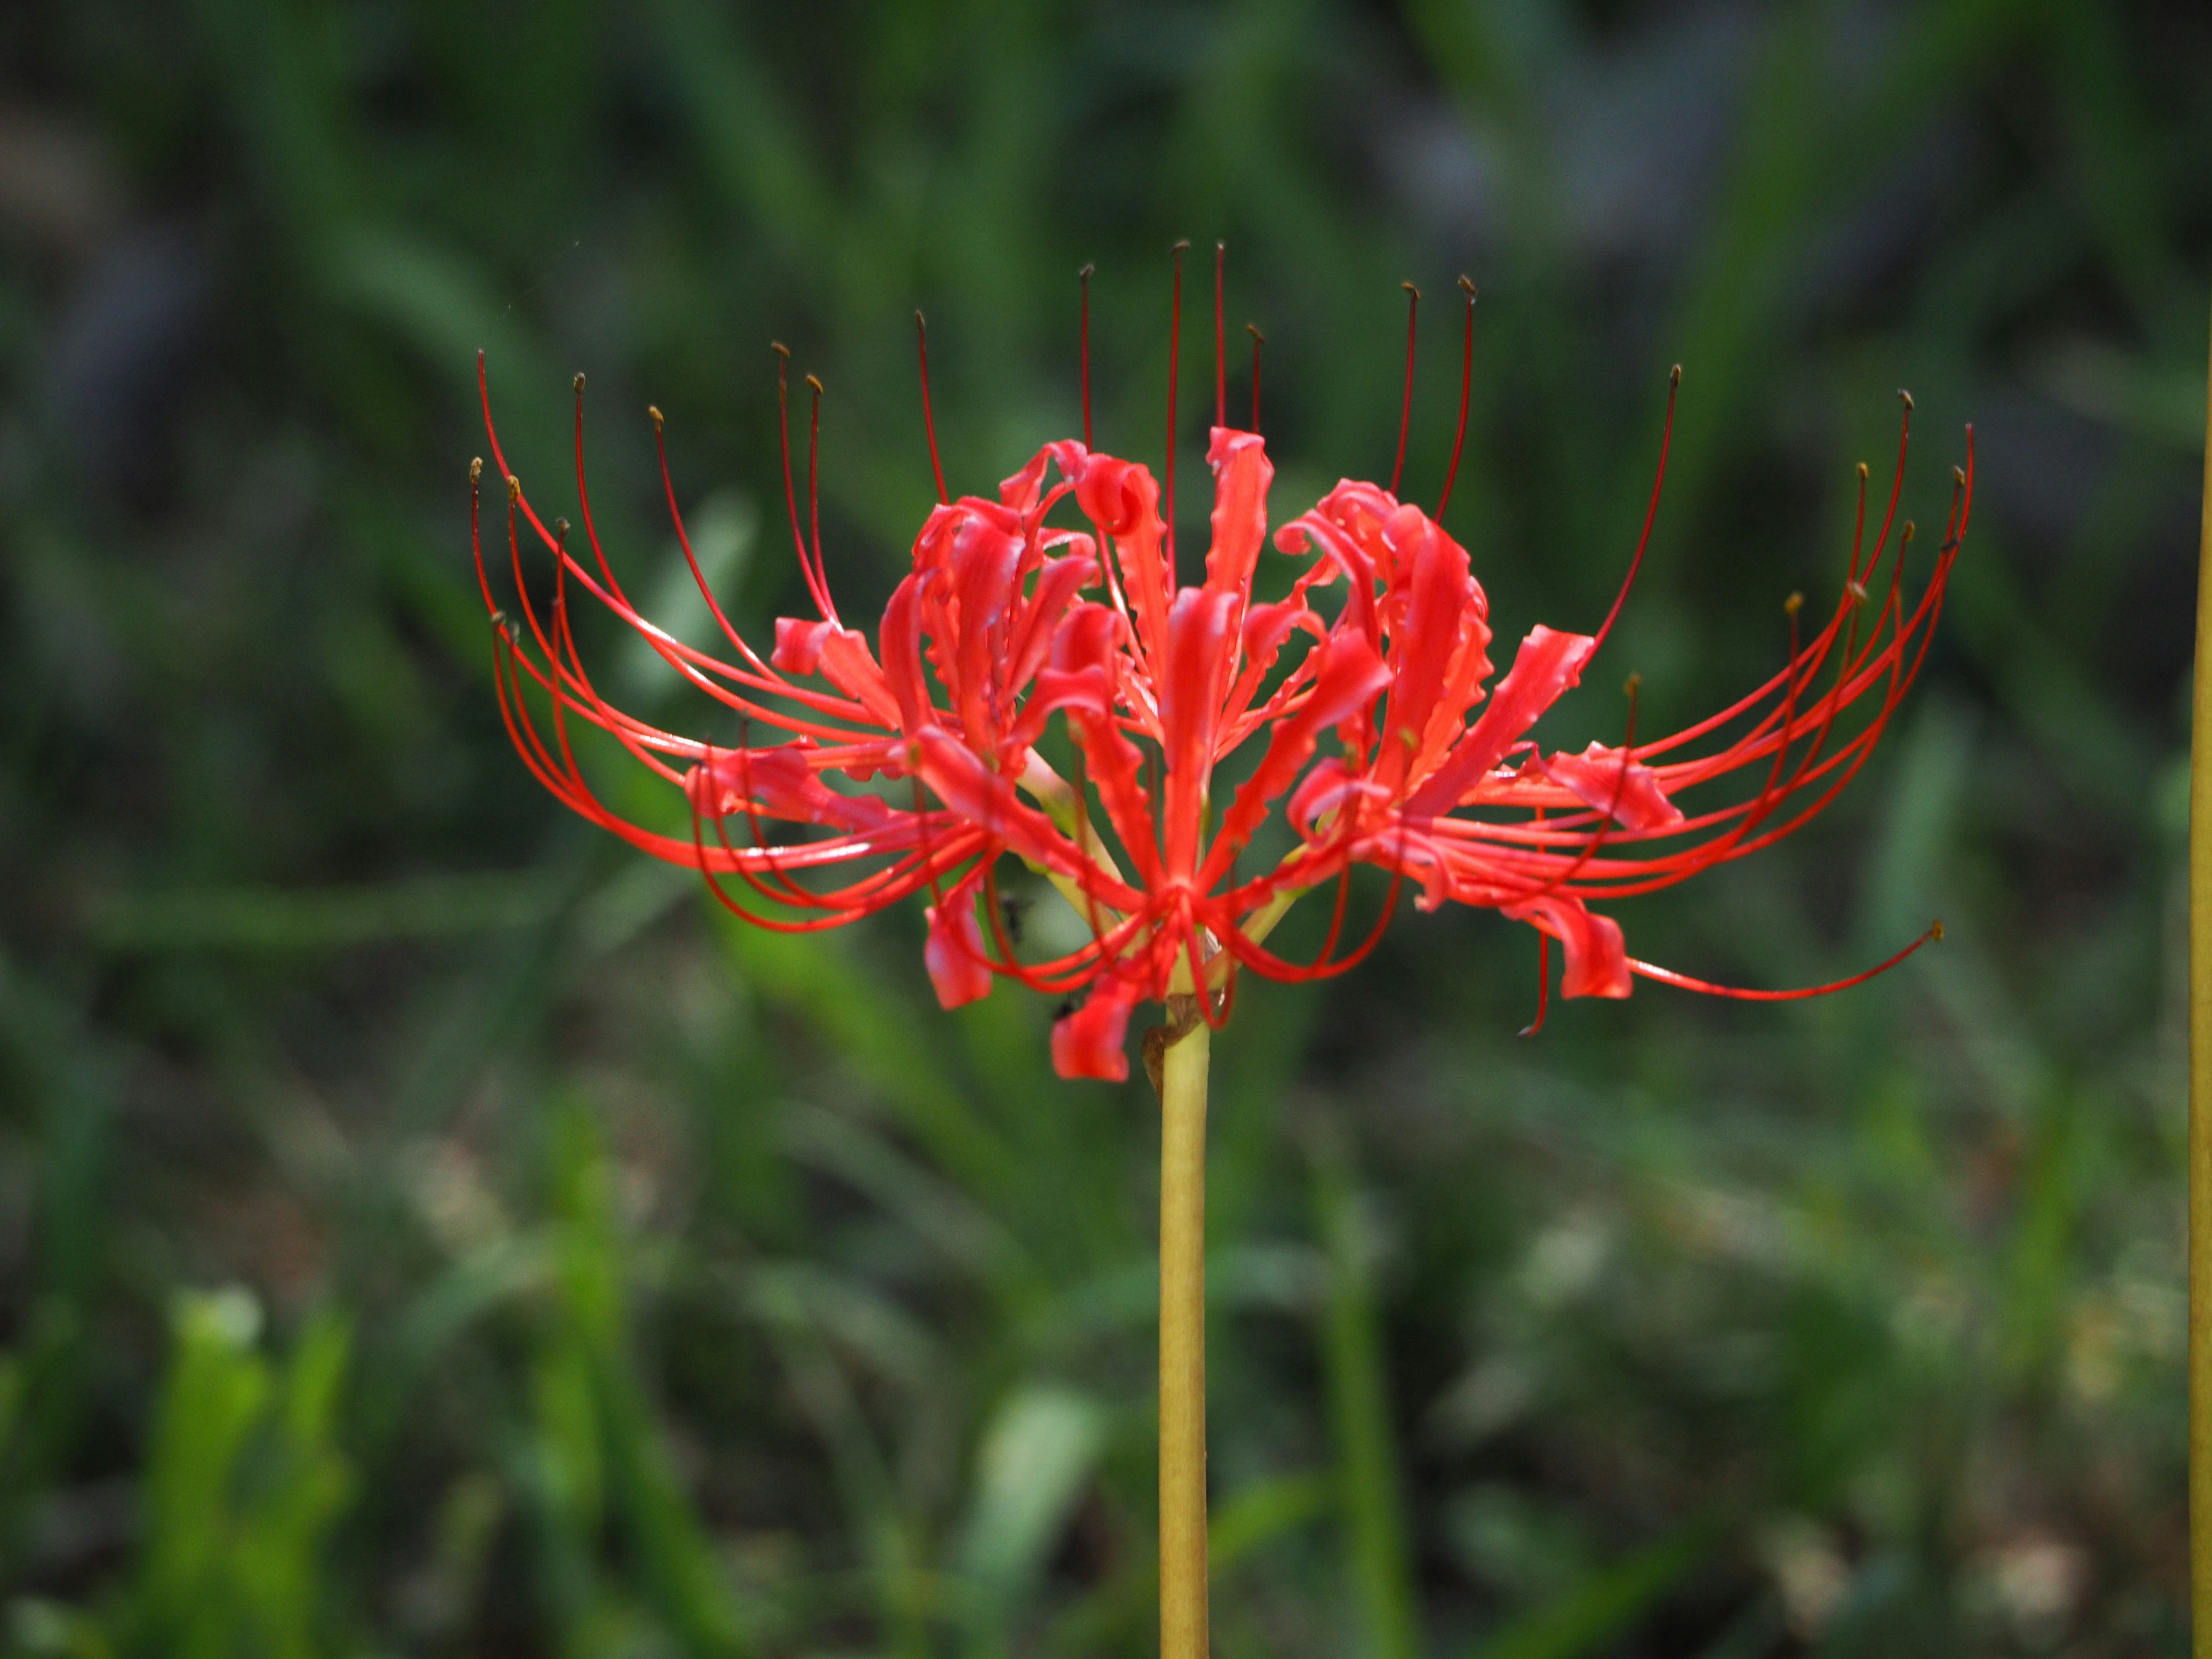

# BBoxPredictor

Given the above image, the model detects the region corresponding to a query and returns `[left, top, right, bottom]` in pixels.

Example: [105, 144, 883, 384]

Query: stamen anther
[506, 473, 521, 503]
[572, 372, 585, 393]
[469, 456, 483, 483]
[648, 405, 664, 429]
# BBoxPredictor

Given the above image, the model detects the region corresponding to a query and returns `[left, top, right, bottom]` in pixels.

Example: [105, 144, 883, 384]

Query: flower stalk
[1154, 998, 1211, 1659]
[2189, 289, 2212, 1658]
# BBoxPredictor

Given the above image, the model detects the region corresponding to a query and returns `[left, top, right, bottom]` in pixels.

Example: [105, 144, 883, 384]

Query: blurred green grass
[0, 0, 2206, 1653]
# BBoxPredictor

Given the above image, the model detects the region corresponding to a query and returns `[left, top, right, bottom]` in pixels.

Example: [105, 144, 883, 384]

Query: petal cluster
[478, 365, 1969, 1081]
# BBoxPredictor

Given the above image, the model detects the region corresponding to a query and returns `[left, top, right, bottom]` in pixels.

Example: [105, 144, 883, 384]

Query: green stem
[1158, 1005, 1211, 1659]
[2191, 289, 2212, 1659]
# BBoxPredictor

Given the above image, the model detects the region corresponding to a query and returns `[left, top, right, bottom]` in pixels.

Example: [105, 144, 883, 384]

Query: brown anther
[771, 342, 790, 359]
[1846, 578, 1869, 605]
[1902, 520, 1916, 542]
[1402, 279, 1421, 298]
[1930, 918, 1945, 941]
[1247, 321, 1264, 342]
[506, 474, 521, 503]
[1952, 465, 1966, 487]
[1623, 672, 1643, 698]
[1899, 388, 1914, 410]
[572, 372, 585, 393]
[1458, 274, 1477, 298]
[1398, 726, 1419, 749]
[805, 374, 824, 395]
[469, 456, 483, 483]
[647, 404, 664, 429]
[1857, 461, 1869, 482]
[1669, 363, 1682, 388]
[1080, 262, 1096, 279]
[1783, 592, 1804, 616]
[554, 517, 571, 541]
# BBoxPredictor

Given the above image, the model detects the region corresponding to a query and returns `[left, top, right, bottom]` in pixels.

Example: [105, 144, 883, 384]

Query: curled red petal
[1050, 972, 1142, 1081]
[1500, 893, 1630, 998]
[1404, 624, 1596, 815]
[683, 744, 895, 833]
[1539, 743, 1685, 833]
[924, 873, 994, 1008]
[1202, 426, 1273, 604]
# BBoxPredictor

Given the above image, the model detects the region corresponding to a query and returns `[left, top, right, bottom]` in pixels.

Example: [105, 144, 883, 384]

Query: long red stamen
[915, 310, 949, 505]
[805, 374, 829, 611]
[1079, 264, 1094, 449]
[1391, 281, 1419, 496]
[1519, 930, 1551, 1037]
[1590, 363, 1677, 657]
[1213, 242, 1226, 431]
[1247, 323, 1264, 435]
[1166, 240, 1188, 575]
[1631, 921, 1943, 1001]
[1436, 277, 1476, 518]
[773, 346, 834, 623]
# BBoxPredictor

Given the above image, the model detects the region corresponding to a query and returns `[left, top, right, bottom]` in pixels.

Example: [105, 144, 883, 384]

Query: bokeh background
[3, 1, 2208, 1654]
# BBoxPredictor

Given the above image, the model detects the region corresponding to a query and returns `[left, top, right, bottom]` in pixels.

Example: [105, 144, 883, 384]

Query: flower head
[476, 264, 1971, 1081]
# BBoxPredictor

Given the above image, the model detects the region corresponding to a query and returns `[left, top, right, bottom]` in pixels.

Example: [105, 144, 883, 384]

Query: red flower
[475, 278, 1971, 1082]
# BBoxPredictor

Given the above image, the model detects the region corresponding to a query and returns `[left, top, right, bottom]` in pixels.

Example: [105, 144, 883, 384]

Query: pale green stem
[2190, 289, 2212, 1659]
[1158, 1007, 1211, 1659]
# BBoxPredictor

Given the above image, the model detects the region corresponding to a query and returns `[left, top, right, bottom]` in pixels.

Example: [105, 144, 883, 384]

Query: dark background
[2, 1, 2206, 1654]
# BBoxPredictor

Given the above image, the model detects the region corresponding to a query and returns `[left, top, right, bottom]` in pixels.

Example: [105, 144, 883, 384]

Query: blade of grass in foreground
[2187, 286, 2212, 1659]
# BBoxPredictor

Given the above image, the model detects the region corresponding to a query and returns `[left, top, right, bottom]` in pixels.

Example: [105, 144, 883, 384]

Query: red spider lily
[473, 260, 1971, 1082]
